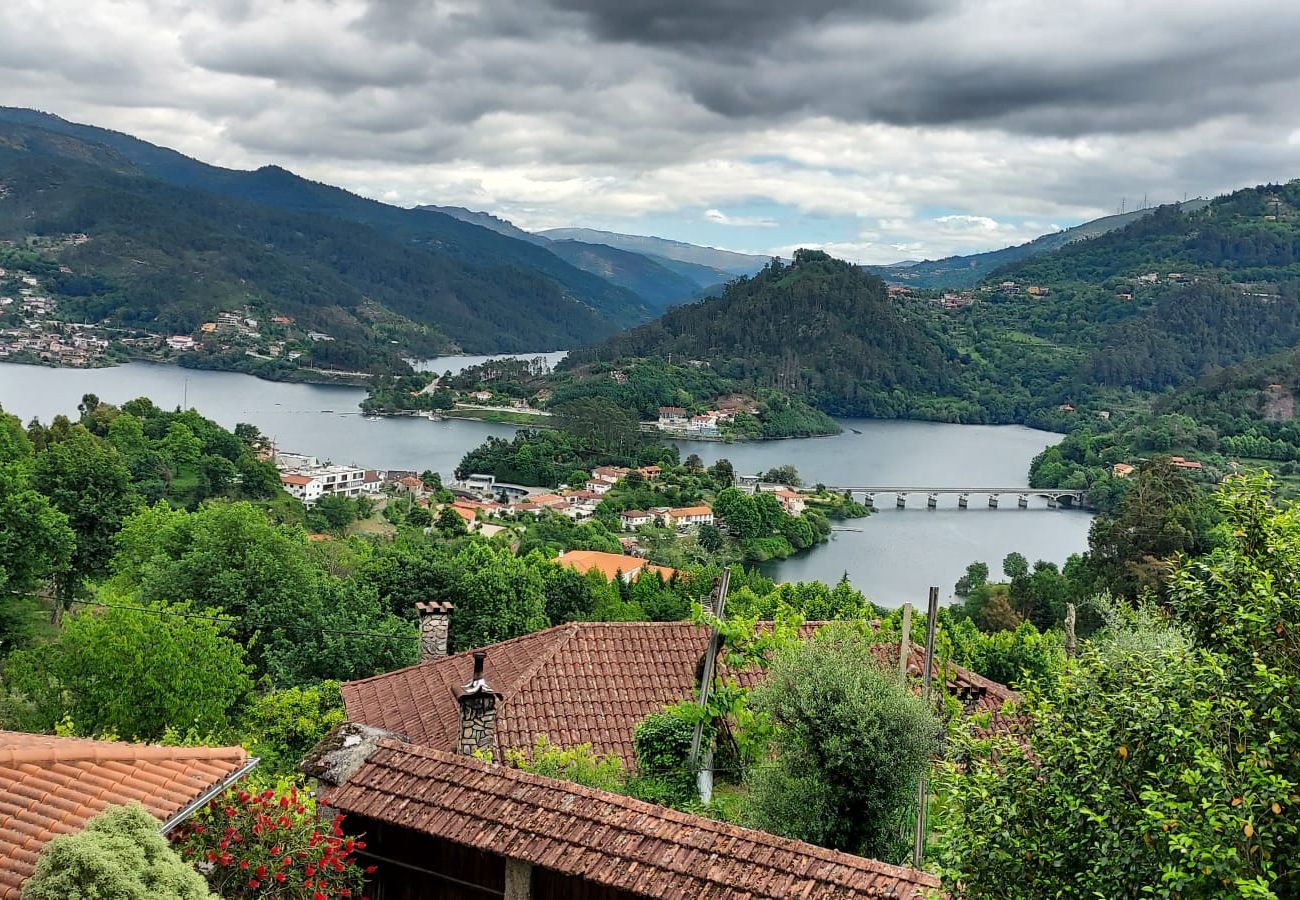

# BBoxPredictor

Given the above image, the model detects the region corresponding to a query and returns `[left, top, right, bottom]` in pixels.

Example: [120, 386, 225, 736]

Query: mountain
[867, 201, 1209, 290]
[423, 205, 711, 308]
[0, 109, 655, 348]
[537, 227, 770, 278]
[568, 249, 959, 418]
[417, 205, 547, 245]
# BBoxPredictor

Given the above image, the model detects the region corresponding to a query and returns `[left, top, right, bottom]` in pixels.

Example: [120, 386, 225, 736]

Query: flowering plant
[171, 781, 374, 899]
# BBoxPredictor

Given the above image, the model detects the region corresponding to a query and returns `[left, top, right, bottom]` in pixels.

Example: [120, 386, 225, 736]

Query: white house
[665, 505, 714, 529]
[620, 510, 653, 530]
[773, 489, 807, 516]
[280, 473, 323, 505]
[166, 335, 197, 351]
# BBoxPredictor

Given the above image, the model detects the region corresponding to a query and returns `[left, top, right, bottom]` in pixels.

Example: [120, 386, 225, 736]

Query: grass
[443, 408, 555, 427]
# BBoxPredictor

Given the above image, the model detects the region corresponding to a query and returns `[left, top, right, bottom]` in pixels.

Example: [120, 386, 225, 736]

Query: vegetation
[23, 802, 216, 900]
[171, 783, 370, 899]
[744, 631, 939, 860]
[0, 112, 651, 367]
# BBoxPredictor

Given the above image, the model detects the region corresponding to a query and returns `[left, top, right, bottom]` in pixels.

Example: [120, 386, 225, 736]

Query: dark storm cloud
[544, 0, 947, 46]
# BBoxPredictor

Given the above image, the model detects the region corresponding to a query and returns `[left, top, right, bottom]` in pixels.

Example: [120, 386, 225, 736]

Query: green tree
[32, 427, 139, 621]
[162, 421, 203, 468]
[714, 487, 762, 538]
[1001, 551, 1029, 580]
[709, 458, 735, 486]
[954, 561, 989, 598]
[23, 802, 216, 900]
[241, 681, 346, 776]
[744, 631, 939, 860]
[437, 504, 469, 535]
[447, 544, 550, 650]
[3, 599, 252, 740]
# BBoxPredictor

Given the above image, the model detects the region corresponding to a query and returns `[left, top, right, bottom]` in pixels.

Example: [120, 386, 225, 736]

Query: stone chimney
[456, 651, 501, 757]
[415, 601, 454, 662]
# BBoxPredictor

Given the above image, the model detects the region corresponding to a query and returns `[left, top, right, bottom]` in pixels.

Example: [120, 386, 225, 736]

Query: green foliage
[629, 702, 705, 808]
[23, 802, 216, 900]
[744, 631, 939, 860]
[444, 543, 550, 651]
[240, 681, 346, 776]
[938, 475, 1299, 898]
[506, 735, 627, 793]
[946, 619, 1066, 690]
[1, 598, 252, 740]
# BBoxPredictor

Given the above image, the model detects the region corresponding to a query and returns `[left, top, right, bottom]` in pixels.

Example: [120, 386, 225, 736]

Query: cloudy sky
[3, 0, 1299, 263]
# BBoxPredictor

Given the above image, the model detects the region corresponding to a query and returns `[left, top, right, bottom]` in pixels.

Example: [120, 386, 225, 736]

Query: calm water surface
[0, 360, 1091, 606]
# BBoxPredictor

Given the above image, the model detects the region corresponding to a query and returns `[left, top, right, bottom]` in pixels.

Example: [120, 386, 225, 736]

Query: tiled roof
[320, 739, 942, 900]
[280, 473, 314, 486]
[342, 621, 1019, 765]
[0, 732, 252, 898]
[554, 549, 677, 582]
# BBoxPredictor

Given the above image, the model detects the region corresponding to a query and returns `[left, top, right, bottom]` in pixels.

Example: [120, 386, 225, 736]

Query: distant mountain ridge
[421, 205, 714, 308]
[538, 227, 771, 278]
[867, 201, 1209, 290]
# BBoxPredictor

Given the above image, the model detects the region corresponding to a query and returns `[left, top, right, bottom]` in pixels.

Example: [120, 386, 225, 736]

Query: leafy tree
[714, 487, 762, 538]
[2, 599, 252, 740]
[939, 476, 1298, 898]
[447, 543, 550, 651]
[709, 458, 734, 486]
[953, 561, 989, 598]
[697, 522, 724, 553]
[241, 681, 346, 776]
[162, 421, 203, 468]
[23, 802, 216, 900]
[437, 505, 469, 535]
[32, 427, 139, 620]
[1001, 551, 1029, 580]
[0, 465, 74, 637]
[761, 464, 802, 487]
[744, 631, 938, 860]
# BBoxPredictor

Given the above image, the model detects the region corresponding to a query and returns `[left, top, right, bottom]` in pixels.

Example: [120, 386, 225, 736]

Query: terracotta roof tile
[321, 740, 941, 899]
[342, 622, 1019, 766]
[0, 732, 251, 898]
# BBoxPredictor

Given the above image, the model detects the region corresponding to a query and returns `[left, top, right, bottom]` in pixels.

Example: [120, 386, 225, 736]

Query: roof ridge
[367, 739, 940, 885]
[505, 622, 583, 695]
[341, 621, 583, 689]
[0, 733, 247, 767]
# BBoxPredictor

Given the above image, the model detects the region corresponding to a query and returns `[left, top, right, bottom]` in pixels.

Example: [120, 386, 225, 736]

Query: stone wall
[457, 694, 497, 757]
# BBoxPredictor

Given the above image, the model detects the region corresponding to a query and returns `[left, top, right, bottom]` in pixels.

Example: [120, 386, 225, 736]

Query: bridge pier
[864, 493, 875, 510]
[958, 493, 969, 509]
[896, 493, 907, 509]
[1047, 496, 1058, 509]
[988, 494, 999, 509]
[927, 493, 938, 510]
[1018, 494, 1029, 509]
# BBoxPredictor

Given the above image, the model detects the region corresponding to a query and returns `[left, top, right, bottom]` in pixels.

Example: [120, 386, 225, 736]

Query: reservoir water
[0, 359, 1092, 606]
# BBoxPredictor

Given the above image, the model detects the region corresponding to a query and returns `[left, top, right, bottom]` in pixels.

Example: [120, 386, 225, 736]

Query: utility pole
[690, 569, 729, 804]
[912, 586, 939, 869]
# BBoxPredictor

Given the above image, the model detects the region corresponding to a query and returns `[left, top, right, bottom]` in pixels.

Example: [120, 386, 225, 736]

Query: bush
[171, 782, 371, 899]
[629, 703, 705, 808]
[743, 633, 939, 860]
[24, 802, 215, 900]
[241, 682, 346, 776]
[505, 735, 626, 793]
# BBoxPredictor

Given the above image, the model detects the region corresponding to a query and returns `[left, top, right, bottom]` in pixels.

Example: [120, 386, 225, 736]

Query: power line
[65, 597, 415, 643]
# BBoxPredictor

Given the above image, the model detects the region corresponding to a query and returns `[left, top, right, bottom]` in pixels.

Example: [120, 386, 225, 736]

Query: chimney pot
[458, 652, 498, 757]
[472, 651, 486, 680]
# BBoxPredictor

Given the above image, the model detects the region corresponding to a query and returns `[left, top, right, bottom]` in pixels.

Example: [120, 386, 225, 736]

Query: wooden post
[690, 569, 729, 804]
[1065, 602, 1077, 658]
[897, 603, 913, 683]
[912, 586, 939, 869]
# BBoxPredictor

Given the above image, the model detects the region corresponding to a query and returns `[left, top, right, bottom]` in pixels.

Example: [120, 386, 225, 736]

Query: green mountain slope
[0, 122, 629, 361]
[867, 201, 1209, 290]
[537, 227, 769, 277]
[570, 250, 960, 417]
[0, 107, 652, 335]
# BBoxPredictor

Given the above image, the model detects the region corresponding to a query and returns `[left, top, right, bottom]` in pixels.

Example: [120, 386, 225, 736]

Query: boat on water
[425, 411, 444, 421]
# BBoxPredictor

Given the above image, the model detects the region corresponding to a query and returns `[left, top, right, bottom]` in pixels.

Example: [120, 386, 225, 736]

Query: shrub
[629, 703, 705, 808]
[171, 782, 371, 899]
[505, 735, 626, 793]
[241, 682, 346, 776]
[24, 802, 215, 900]
[743, 633, 939, 860]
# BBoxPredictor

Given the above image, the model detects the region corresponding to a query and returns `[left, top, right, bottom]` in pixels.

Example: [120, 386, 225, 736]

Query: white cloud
[703, 208, 778, 227]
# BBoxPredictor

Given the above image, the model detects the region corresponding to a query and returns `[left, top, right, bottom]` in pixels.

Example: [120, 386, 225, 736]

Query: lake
[0, 359, 1092, 607]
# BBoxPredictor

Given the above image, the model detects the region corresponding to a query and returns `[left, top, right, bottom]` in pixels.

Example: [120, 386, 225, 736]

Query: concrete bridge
[827, 486, 1089, 510]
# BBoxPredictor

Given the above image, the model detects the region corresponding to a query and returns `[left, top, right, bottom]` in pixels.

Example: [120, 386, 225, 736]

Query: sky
[3, 0, 1299, 264]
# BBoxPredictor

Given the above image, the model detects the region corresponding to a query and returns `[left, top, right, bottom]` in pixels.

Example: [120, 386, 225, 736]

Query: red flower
[365, 865, 377, 874]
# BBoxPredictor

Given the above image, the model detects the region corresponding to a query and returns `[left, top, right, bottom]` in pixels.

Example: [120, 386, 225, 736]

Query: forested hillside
[0, 110, 653, 359]
[572, 250, 963, 417]
[867, 200, 1208, 289]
